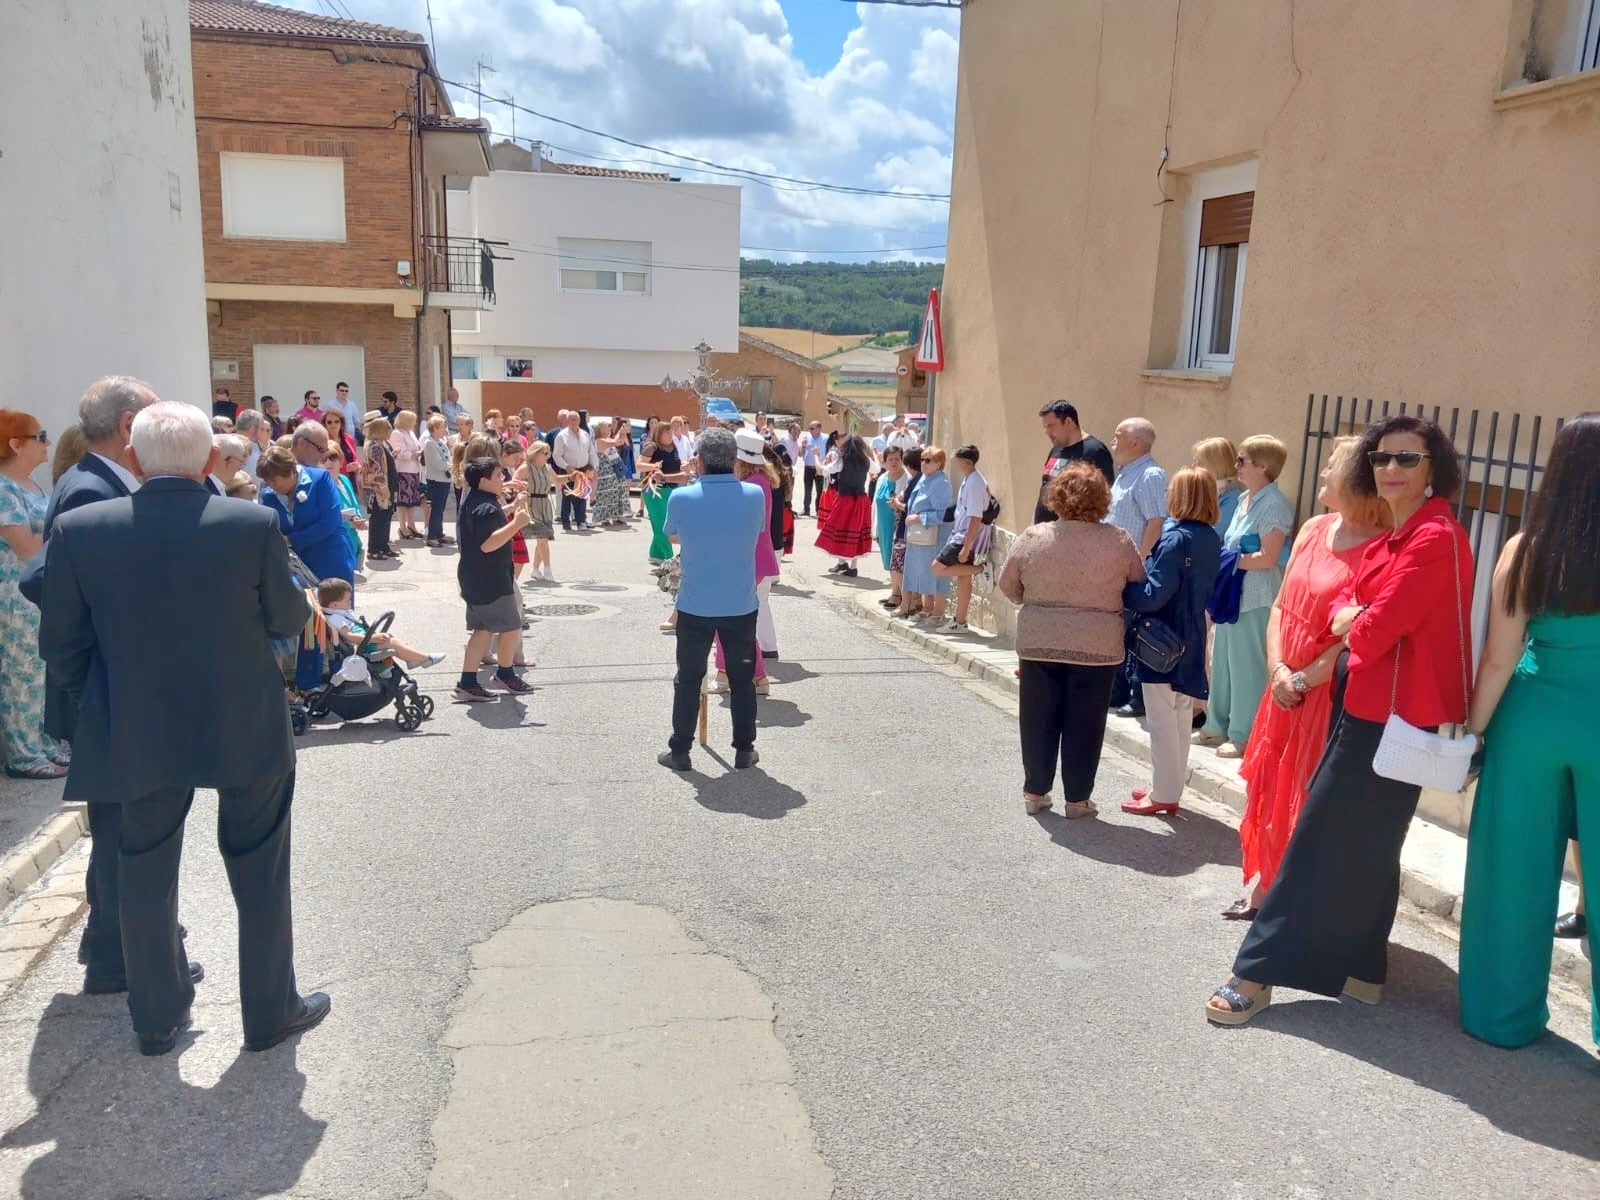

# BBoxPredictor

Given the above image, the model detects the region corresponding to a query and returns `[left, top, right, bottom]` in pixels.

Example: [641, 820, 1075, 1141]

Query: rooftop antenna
[425, 0, 437, 60]
[474, 56, 496, 118]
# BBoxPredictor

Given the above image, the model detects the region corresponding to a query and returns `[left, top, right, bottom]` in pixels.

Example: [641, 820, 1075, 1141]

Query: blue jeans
[426, 480, 451, 540]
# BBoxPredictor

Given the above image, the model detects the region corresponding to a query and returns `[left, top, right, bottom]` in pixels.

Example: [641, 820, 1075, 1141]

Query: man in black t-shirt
[455, 458, 534, 702]
[1034, 400, 1115, 523]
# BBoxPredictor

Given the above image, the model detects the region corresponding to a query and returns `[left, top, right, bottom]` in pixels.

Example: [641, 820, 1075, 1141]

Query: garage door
[253, 345, 366, 415]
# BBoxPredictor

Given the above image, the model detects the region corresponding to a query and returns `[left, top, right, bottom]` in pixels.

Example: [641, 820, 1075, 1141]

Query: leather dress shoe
[657, 750, 692, 772]
[138, 1013, 192, 1057]
[244, 991, 332, 1053]
[85, 960, 205, 996]
[1555, 911, 1588, 939]
[734, 747, 760, 770]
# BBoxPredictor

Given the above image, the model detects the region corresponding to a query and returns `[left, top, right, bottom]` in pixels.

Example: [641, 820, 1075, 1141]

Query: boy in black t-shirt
[455, 457, 534, 702]
[1035, 400, 1115, 524]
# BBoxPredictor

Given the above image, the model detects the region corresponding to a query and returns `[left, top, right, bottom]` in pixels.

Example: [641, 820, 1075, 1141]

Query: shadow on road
[1032, 803, 1238, 877]
[686, 763, 807, 820]
[766, 661, 820, 684]
[771, 583, 816, 599]
[2, 994, 325, 1198]
[1258, 945, 1600, 1160]
[754, 698, 811, 729]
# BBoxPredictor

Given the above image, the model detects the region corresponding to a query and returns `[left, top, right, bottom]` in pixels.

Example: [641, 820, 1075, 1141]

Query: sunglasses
[1367, 451, 1432, 469]
[1234, 455, 1251, 467]
[27, 431, 49, 446]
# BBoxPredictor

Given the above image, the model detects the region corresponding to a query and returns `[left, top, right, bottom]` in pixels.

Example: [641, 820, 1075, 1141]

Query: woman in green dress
[1460, 412, 1600, 1048]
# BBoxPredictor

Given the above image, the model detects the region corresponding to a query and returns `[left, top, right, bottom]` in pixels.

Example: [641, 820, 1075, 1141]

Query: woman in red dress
[1227, 437, 1389, 919]
[815, 433, 875, 576]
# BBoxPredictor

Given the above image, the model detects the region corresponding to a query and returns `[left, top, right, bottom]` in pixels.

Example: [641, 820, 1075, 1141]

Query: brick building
[190, 0, 494, 420]
[708, 332, 830, 426]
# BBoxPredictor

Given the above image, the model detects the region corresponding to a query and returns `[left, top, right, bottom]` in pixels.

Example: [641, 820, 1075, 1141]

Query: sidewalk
[821, 575, 1593, 997]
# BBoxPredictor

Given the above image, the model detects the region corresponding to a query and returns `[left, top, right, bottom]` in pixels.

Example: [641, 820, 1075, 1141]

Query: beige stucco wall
[941, 0, 1600, 553]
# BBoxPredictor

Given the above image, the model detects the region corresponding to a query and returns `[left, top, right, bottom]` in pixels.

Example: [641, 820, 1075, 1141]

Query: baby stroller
[301, 611, 436, 733]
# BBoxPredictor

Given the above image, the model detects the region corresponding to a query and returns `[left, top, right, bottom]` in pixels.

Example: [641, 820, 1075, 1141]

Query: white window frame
[556, 238, 652, 296]
[1190, 242, 1248, 370]
[1174, 161, 1257, 374]
[220, 152, 346, 242]
[1579, 0, 1600, 72]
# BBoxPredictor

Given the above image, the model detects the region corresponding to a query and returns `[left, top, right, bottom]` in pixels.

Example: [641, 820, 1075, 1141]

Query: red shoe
[1121, 793, 1179, 816]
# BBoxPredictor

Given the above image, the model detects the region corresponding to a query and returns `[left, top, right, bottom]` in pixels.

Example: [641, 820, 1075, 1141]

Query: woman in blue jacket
[898, 446, 954, 622]
[1121, 467, 1223, 816]
[258, 445, 358, 585]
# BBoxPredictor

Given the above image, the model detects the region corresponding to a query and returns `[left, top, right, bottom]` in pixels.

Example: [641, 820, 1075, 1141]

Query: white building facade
[448, 147, 740, 424]
[0, 0, 210, 462]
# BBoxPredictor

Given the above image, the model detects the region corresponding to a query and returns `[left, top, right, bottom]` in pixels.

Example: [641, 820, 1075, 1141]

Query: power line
[322, 0, 951, 203]
[438, 76, 951, 202]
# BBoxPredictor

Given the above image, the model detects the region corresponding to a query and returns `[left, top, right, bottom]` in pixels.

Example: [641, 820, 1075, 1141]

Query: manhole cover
[359, 580, 418, 593]
[526, 603, 601, 617]
[567, 582, 628, 593]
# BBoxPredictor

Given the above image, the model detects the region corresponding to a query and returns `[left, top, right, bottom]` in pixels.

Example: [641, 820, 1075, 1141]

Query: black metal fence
[420, 236, 507, 303]
[1295, 394, 1568, 653]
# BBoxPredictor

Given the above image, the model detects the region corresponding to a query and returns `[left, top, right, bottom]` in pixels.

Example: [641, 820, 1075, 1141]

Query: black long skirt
[1232, 664, 1424, 995]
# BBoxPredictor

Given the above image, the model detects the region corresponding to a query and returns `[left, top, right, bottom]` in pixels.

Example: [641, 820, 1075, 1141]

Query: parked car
[703, 396, 743, 425]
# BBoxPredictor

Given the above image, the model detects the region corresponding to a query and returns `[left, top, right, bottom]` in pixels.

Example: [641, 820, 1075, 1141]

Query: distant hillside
[740, 258, 944, 338]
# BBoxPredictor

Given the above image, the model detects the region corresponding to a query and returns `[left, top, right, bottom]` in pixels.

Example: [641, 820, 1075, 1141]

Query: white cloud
[292, 0, 957, 260]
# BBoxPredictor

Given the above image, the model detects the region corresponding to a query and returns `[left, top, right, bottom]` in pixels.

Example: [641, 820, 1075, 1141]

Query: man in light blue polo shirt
[659, 428, 767, 772]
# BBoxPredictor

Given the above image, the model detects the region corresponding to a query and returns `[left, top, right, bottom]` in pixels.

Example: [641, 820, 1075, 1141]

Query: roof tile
[190, 0, 425, 46]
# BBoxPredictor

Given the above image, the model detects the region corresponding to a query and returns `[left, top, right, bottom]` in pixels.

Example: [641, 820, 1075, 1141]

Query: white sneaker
[934, 620, 968, 634]
[541, 565, 557, 582]
[409, 652, 446, 670]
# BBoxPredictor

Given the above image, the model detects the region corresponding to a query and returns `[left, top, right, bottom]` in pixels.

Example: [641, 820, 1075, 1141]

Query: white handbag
[1370, 522, 1477, 793]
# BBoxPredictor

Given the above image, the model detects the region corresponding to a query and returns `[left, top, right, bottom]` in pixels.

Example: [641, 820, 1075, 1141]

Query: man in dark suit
[19, 376, 163, 993]
[40, 401, 329, 1056]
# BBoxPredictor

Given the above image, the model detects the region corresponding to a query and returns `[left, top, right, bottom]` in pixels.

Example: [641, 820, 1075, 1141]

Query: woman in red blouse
[1207, 416, 1473, 1024]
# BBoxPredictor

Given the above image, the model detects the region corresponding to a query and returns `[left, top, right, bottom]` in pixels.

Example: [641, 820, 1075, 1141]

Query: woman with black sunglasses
[1460, 413, 1600, 1049]
[1207, 415, 1473, 1025]
[0, 411, 68, 778]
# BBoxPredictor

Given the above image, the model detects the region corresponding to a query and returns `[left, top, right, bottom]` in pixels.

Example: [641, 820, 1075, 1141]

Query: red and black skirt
[816, 492, 874, 558]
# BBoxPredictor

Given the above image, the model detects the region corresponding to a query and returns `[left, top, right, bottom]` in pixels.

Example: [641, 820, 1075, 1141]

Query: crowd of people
[995, 398, 1600, 1047]
[3, 371, 1596, 1058]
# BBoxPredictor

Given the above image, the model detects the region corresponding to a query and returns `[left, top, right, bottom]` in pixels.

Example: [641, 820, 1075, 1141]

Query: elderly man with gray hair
[657, 428, 768, 772]
[233, 408, 268, 479]
[18, 375, 162, 993]
[40, 401, 328, 1056]
[1106, 416, 1170, 717]
[290, 417, 330, 467]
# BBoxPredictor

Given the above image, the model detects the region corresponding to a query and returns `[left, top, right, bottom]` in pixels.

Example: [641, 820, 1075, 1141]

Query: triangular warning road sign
[914, 287, 944, 372]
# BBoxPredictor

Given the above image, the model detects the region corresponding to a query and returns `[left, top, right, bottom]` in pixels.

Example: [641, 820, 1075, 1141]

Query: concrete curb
[1, 806, 87, 908]
[845, 592, 1594, 997]
[0, 806, 90, 1000]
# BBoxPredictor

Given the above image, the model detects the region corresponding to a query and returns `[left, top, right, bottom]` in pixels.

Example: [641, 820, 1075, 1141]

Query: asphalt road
[0, 511, 1595, 1199]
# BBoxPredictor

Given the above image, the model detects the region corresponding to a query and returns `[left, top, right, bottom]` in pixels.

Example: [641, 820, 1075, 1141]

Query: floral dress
[0, 475, 66, 772]
[592, 445, 629, 524]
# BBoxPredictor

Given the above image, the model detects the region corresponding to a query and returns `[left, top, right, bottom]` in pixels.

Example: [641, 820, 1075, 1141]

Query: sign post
[913, 287, 946, 441]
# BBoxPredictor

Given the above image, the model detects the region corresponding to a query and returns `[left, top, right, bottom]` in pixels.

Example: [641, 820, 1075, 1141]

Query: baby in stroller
[296, 579, 440, 733]
[315, 579, 443, 671]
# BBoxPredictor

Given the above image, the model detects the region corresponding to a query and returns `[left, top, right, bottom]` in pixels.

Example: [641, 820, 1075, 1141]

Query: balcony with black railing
[420, 236, 508, 310]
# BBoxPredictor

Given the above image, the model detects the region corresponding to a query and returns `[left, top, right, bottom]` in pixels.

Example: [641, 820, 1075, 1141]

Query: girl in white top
[930, 443, 993, 633]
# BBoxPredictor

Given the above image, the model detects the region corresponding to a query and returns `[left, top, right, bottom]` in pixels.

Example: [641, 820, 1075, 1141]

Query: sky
[290, 0, 959, 262]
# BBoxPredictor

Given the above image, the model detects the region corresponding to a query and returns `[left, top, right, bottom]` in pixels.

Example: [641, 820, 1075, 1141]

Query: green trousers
[1203, 606, 1271, 744]
[1460, 613, 1600, 1048]
[644, 484, 675, 562]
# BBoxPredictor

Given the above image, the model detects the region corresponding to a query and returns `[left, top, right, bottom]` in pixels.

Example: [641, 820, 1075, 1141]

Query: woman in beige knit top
[998, 462, 1145, 819]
